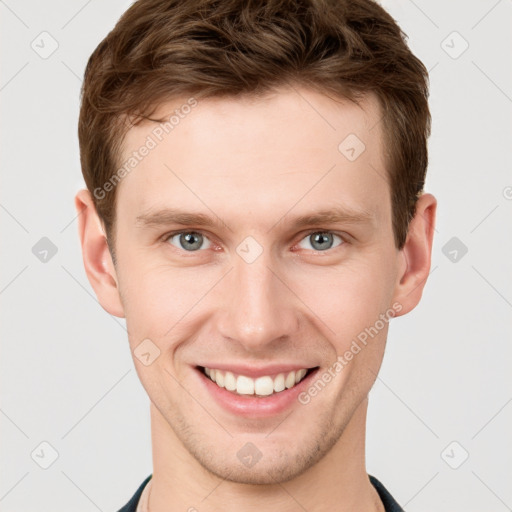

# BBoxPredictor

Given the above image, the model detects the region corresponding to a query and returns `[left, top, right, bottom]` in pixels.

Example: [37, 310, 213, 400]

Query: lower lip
[194, 367, 320, 418]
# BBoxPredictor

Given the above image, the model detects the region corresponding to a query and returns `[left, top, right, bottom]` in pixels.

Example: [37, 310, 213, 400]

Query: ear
[391, 193, 437, 316]
[74, 189, 125, 318]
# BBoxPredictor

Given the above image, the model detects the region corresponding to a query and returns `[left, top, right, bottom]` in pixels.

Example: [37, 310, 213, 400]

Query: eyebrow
[135, 206, 375, 232]
[136, 208, 228, 230]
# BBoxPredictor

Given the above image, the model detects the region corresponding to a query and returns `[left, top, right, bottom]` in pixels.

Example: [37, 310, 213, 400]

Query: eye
[296, 231, 344, 252]
[165, 231, 212, 251]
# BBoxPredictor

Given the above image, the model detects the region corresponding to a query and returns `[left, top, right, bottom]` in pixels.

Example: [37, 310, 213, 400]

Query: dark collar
[117, 474, 405, 512]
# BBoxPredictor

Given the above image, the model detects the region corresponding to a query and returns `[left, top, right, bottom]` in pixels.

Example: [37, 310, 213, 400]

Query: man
[75, 0, 436, 510]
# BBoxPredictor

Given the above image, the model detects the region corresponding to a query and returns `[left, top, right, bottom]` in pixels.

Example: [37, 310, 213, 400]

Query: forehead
[116, 86, 389, 231]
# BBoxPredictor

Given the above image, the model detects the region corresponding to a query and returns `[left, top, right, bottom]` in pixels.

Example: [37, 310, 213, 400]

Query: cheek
[119, 261, 217, 342]
[119, 266, 212, 394]
[289, 259, 392, 340]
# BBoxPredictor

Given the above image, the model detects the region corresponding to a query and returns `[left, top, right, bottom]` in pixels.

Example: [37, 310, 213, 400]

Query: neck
[148, 397, 383, 512]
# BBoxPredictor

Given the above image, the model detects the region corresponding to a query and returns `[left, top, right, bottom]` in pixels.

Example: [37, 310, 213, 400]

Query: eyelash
[160, 229, 348, 254]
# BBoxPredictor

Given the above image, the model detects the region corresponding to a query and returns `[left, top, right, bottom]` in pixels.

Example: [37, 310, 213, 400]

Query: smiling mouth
[196, 365, 319, 397]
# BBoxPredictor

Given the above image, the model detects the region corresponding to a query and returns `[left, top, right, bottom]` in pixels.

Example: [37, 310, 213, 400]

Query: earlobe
[392, 193, 437, 316]
[74, 189, 125, 318]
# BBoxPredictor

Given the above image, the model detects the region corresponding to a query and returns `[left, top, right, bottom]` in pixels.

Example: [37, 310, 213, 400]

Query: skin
[75, 85, 436, 512]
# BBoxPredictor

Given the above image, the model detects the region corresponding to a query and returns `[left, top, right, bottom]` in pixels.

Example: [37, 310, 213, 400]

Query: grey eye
[167, 232, 212, 251]
[297, 232, 343, 251]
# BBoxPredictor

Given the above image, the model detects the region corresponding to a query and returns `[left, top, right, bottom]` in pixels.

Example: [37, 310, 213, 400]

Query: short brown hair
[78, 0, 430, 257]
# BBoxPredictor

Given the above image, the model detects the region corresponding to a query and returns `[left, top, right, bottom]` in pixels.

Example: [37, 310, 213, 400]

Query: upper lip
[196, 363, 318, 379]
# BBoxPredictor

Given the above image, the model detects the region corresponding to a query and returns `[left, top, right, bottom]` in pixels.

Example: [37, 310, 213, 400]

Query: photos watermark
[93, 97, 198, 200]
[298, 301, 403, 405]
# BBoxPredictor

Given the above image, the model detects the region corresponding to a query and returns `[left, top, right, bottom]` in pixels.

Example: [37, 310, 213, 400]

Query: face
[81, 85, 430, 485]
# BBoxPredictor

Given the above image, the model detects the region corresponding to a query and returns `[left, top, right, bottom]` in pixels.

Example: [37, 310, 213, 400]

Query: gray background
[1, 0, 511, 510]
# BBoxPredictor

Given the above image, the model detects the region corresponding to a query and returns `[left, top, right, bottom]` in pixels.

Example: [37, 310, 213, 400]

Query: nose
[216, 246, 300, 353]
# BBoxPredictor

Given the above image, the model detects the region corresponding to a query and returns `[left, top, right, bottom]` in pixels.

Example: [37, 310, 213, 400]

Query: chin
[200, 454, 309, 486]
[182, 429, 342, 486]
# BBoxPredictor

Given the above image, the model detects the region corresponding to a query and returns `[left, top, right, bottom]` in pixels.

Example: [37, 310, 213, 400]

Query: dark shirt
[117, 473, 405, 511]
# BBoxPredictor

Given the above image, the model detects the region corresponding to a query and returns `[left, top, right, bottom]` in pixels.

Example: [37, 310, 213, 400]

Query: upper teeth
[204, 367, 308, 396]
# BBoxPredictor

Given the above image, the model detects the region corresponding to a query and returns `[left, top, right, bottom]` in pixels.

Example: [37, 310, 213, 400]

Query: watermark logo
[441, 31, 469, 60]
[441, 441, 469, 469]
[237, 442, 263, 468]
[236, 236, 263, 264]
[133, 338, 161, 366]
[31, 441, 59, 469]
[31, 31, 59, 59]
[32, 237, 58, 263]
[338, 133, 366, 162]
[442, 236, 468, 263]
